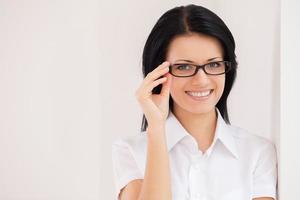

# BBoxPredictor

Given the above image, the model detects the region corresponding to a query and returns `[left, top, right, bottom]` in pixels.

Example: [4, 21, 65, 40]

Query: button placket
[194, 163, 201, 170]
[189, 153, 208, 200]
[185, 192, 190, 199]
[192, 154, 207, 172]
[194, 192, 201, 199]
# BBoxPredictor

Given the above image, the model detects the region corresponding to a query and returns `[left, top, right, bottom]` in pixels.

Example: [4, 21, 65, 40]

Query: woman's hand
[135, 61, 172, 127]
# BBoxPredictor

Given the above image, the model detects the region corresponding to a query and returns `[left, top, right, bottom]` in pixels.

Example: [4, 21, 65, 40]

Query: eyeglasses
[169, 61, 232, 77]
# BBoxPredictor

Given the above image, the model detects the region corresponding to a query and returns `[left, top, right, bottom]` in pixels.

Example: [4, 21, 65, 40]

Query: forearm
[138, 125, 172, 200]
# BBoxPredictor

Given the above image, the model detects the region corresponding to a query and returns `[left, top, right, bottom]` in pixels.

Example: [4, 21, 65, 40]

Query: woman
[112, 4, 277, 200]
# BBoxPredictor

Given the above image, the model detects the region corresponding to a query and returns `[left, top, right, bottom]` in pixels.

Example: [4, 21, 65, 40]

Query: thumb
[161, 73, 172, 97]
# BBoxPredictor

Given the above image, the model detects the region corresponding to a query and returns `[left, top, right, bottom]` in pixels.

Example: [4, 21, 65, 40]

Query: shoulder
[227, 124, 277, 160]
[112, 132, 148, 172]
[111, 133, 147, 198]
[112, 131, 148, 151]
[229, 124, 275, 148]
[226, 126, 278, 197]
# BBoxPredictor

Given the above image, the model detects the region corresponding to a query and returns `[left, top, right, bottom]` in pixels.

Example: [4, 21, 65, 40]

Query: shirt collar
[165, 108, 239, 159]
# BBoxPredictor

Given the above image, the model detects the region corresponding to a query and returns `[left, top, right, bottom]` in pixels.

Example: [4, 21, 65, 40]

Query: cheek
[170, 78, 186, 96]
[215, 77, 226, 96]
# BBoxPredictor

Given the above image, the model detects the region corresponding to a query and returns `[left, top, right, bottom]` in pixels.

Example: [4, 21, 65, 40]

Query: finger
[144, 62, 170, 83]
[143, 68, 168, 91]
[144, 64, 169, 83]
[136, 61, 170, 100]
[143, 68, 169, 89]
[155, 61, 170, 70]
[146, 76, 167, 93]
[136, 76, 167, 100]
[160, 73, 172, 97]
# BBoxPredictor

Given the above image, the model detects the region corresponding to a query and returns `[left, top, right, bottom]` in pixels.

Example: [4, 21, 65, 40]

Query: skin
[166, 33, 225, 152]
[120, 33, 274, 200]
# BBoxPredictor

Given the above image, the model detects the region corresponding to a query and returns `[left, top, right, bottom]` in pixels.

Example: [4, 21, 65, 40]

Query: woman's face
[166, 33, 225, 115]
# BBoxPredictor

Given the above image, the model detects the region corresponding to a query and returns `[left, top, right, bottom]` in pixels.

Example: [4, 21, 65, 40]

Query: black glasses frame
[169, 61, 232, 77]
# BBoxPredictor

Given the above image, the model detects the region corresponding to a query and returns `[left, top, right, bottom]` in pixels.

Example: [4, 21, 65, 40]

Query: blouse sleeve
[252, 141, 278, 199]
[111, 139, 143, 199]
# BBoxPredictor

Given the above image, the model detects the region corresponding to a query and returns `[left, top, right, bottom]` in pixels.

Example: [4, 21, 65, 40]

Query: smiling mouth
[185, 89, 213, 98]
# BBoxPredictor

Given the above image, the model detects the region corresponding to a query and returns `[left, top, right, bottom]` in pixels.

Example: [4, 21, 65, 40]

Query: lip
[185, 89, 213, 101]
[186, 89, 212, 93]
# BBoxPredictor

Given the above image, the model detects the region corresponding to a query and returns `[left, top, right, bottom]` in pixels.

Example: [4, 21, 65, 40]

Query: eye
[207, 62, 221, 68]
[175, 64, 193, 71]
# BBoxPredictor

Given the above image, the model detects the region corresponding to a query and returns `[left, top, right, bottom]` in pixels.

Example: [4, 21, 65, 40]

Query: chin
[186, 105, 214, 114]
[174, 102, 216, 115]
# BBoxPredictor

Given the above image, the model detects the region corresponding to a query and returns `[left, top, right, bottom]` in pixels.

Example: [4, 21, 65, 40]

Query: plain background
[0, 0, 299, 199]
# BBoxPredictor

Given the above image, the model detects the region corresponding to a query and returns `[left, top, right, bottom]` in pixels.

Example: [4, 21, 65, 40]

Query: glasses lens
[170, 61, 231, 77]
[170, 64, 196, 77]
[205, 61, 228, 75]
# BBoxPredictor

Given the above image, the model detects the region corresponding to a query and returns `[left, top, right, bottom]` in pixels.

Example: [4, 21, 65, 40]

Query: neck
[173, 106, 217, 151]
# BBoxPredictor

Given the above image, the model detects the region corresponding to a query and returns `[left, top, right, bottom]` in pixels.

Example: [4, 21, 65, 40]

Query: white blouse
[112, 108, 277, 200]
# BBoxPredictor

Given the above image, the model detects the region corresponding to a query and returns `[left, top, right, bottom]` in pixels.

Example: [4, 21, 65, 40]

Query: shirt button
[194, 193, 201, 199]
[193, 164, 200, 170]
[185, 193, 190, 199]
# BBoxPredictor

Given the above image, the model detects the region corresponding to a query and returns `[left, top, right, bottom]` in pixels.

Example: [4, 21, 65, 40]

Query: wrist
[147, 123, 165, 131]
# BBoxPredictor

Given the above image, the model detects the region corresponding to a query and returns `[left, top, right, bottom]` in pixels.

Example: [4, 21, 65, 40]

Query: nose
[190, 68, 210, 85]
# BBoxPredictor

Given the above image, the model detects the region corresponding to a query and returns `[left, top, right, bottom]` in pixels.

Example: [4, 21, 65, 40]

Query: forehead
[166, 33, 224, 63]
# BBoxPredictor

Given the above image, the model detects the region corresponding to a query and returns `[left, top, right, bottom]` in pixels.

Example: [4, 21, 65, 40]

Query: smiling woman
[111, 4, 277, 200]
[166, 33, 227, 117]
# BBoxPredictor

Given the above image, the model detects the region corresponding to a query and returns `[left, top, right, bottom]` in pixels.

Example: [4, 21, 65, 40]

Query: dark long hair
[141, 4, 238, 132]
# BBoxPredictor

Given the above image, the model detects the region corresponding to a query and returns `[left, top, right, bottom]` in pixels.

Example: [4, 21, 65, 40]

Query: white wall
[280, 1, 300, 199]
[0, 0, 102, 199]
[0, 0, 287, 200]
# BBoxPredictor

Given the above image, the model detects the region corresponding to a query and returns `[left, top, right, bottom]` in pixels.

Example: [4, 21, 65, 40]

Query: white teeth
[186, 90, 212, 97]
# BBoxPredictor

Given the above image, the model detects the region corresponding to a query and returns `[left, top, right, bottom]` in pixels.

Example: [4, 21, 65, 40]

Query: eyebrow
[175, 57, 222, 63]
